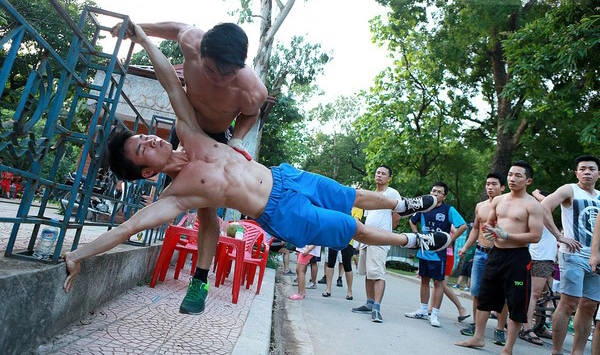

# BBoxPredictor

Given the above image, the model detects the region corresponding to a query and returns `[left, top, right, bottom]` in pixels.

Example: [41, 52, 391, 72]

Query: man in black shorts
[456, 161, 544, 353]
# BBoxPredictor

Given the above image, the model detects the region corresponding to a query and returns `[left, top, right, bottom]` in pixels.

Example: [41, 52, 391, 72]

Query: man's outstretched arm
[128, 24, 203, 138]
[64, 196, 184, 292]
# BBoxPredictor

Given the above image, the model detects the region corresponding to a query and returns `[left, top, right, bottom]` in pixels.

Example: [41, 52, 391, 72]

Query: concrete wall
[0, 244, 160, 354]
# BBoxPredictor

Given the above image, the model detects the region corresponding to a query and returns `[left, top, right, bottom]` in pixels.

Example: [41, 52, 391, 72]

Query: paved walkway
[0, 199, 275, 354]
[276, 259, 590, 355]
[36, 267, 275, 354]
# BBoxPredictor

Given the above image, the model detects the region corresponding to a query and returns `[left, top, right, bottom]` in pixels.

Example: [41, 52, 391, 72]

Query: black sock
[193, 268, 209, 283]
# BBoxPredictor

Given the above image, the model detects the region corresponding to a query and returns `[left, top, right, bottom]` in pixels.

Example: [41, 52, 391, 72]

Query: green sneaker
[179, 279, 209, 315]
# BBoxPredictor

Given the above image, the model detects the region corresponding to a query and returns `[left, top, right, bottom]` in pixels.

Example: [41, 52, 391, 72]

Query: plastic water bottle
[234, 225, 244, 240]
[33, 222, 59, 260]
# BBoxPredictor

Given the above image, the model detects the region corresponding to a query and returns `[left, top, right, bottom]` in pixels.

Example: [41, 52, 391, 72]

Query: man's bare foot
[455, 338, 485, 348]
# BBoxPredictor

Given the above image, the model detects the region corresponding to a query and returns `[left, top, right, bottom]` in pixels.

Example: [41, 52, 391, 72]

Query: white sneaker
[429, 313, 441, 327]
[405, 310, 429, 320]
[306, 282, 317, 289]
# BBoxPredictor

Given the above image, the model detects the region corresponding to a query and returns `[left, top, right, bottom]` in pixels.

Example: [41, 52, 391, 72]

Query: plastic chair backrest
[238, 220, 264, 255]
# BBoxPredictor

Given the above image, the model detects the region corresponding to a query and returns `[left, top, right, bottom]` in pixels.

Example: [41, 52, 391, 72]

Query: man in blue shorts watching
[457, 173, 508, 345]
[62, 24, 450, 315]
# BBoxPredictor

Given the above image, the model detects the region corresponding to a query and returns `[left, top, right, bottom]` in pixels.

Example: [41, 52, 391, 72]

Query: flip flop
[457, 314, 471, 322]
[346, 295, 353, 300]
[519, 329, 544, 346]
[289, 293, 305, 301]
[322, 292, 331, 297]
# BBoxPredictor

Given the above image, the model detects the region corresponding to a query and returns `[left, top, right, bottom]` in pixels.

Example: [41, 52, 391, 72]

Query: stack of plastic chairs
[149, 214, 198, 287]
[213, 220, 265, 300]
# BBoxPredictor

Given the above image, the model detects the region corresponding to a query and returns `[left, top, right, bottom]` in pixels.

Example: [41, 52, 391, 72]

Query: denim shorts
[470, 248, 490, 297]
[558, 251, 600, 301]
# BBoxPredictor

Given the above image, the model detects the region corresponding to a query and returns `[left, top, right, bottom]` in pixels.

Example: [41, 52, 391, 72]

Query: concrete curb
[232, 267, 276, 355]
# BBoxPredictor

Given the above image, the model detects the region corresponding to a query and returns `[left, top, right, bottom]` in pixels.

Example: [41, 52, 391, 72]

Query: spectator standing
[456, 161, 544, 354]
[405, 181, 468, 327]
[351, 165, 400, 323]
[519, 189, 558, 345]
[289, 245, 321, 300]
[542, 155, 600, 355]
[457, 173, 508, 345]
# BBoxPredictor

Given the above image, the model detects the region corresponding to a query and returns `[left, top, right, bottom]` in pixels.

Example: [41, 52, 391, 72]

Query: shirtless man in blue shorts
[63, 25, 449, 313]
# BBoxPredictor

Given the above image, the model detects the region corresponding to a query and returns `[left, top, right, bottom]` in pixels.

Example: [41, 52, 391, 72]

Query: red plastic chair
[214, 220, 265, 303]
[149, 215, 197, 287]
[242, 233, 273, 295]
[173, 230, 199, 279]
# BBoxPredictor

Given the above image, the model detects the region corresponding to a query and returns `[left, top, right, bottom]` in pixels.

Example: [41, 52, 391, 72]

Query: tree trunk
[245, 0, 296, 161]
[488, 26, 527, 176]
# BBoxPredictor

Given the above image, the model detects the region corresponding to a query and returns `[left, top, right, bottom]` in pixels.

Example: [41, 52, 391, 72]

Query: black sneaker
[460, 323, 475, 336]
[405, 231, 451, 252]
[493, 329, 506, 346]
[371, 310, 383, 323]
[317, 276, 327, 284]
[179, 279, 209, 315]
[352, 304, 372, 314]
[394, 195, 437, 217]
[336, 277, 343, 287]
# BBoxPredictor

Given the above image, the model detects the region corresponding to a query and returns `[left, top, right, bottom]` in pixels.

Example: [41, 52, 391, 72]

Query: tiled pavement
[37, 269, 258, 355]
[1, 198, 274, 354]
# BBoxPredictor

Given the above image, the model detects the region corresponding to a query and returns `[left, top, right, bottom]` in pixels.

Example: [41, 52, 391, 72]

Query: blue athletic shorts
[418, 258, 446, 281]
[255, 163, 357, 250]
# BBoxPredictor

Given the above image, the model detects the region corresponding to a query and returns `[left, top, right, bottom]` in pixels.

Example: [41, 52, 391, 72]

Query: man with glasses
[406, 182, 468, 327]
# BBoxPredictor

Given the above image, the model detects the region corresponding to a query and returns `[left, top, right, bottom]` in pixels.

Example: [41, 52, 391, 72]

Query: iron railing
[0, 0, 173, 262]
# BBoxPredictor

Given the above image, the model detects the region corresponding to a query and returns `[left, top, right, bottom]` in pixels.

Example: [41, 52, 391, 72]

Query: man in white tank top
[541, 155, 600, 355]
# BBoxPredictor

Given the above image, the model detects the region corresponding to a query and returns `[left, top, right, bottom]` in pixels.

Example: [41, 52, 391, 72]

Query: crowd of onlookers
[276, 156, 600, 355]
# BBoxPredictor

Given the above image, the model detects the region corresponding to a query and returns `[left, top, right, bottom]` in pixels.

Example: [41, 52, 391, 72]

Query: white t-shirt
[360, 186, 400, 252]
[296, 245, 321, 257]
[529, 227, 558, 261]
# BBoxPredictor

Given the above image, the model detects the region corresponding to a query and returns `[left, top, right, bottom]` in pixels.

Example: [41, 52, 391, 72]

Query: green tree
[258, 35, 331, 165]
[130, 40, 183, 66]
[302, 95, 367, 186]
[364, 0, 599, 204]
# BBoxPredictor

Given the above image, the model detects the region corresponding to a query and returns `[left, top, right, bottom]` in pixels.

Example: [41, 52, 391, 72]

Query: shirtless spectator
[457, 173, 508, 346]
[456, 161, 544, 355]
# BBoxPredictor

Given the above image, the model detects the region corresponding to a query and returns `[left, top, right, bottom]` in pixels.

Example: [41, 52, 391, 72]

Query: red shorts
[297, 253, 316, 265]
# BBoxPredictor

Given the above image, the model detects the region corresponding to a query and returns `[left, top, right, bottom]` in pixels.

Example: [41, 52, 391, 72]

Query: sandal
[535, 327, 553, 339]
[519, 329, 544, 346]
[289, 293, 305, 300]
[322, 292, 331, 297]
[346, 295, 353, 300]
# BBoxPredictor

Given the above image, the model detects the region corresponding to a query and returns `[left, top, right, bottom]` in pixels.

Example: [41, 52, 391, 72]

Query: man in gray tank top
[541, 155, 600, 355]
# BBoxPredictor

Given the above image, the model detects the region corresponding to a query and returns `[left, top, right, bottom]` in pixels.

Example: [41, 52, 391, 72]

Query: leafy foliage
[130, 40, 183, 66]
